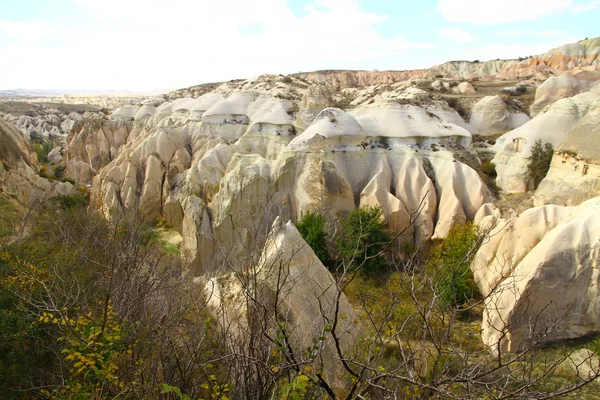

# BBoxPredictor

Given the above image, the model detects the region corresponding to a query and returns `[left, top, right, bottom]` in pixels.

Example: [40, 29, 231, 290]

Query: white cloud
[438, 0, 599, 24]
[0, 20, 52, 41]
[0, 0, 432, 90]
[439, 27, 475, 43]
[495, 30, 565, 37]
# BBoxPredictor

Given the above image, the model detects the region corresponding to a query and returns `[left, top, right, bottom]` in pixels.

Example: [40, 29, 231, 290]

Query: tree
[337, 205, 390, 275]
[527, 139, 554, 189]
[428, 223, 482, 310]
[294, 212, 330, 267]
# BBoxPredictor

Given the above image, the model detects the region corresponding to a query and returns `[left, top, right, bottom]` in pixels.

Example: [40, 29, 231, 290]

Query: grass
[0, 193, 23, 238]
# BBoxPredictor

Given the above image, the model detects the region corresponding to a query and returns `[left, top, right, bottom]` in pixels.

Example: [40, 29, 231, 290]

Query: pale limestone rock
[0, 119, 73, 203]
[534, 100, 600, 206]
[469, 96, 529, 135]
[472, 198, 600, 352]
[47, 146, 63, 165]
[205, 218, 360, 393]
[473, 203, 501, 226]
[359, 161, 414, 244]
[139, 155, 164, 220]
[494, 92, 600, 193]
[393, 156, 437, 245]
[110, 105, 140, 121]
[452, 81, 476, 94]
[530, 74, 600, 116]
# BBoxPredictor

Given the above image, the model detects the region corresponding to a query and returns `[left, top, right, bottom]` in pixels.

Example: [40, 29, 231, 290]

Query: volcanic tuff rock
[530, 73, 600, 116]
[469, 95, 530, 135]
[493, 92, 600, 193]
[471, 197, 600, 352]
[80, 77, 493, 273]
[204, 217, 360, 393]
[427, 37, 600, 81]
[0, 119, 72, 202]
[534, 100, 600, 206]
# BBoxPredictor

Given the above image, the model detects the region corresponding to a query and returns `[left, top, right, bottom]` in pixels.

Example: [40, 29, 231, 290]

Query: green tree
[527, 139, 554, 189]
[294, 212, 330, 266]
[337, 205, 390, 275]
[428, 223, 481, 310]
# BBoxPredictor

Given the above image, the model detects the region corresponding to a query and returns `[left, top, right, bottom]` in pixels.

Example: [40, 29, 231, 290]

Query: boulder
[469, 95, 529, 135]
[452, 81, 476, 94]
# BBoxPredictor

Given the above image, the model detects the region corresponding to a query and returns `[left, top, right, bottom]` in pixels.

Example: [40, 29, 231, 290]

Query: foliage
[56, 189, 89, 210]
[33, 142, 53, 164]
[427, 223, 481, 309]
[481, 160, 497, 179]
[294, 212, 330, 266]
[527, 139, 554, 189]
[337, 205, 390, 275]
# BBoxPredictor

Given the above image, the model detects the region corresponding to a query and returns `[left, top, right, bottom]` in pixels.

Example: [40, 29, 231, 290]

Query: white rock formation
[530, 73, 600, 116]
[494, 92, 600, 193]
[205, 217, 360, 394]
[0, 119, 73, 202]
[80, 80, 492, 272]
[472, 198, 600, 352]
[469, 96, 529, 135]
[453, 81, 476, 95]
[534, 99, 600, 206]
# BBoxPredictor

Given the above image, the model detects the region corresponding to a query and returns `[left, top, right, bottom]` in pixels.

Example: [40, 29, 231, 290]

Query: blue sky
[0, 0, 598, 91]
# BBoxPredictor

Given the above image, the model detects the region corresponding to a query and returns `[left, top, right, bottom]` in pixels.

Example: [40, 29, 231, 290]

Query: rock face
[534, 99, 600, 206]
[530, 73, 600, 116]
[65, 118, 135, 184]
[427, 37, 600, 81]
[79, 78, 492, 273]
[453, 81, 476, 95]
[1, 103, 100, 143]
[205, 218, 360, 394]
[472, 198, 600, 352]
[0, 119, 72, 203]
[469, 96, 529, 135]
[493, 92, 600, 193]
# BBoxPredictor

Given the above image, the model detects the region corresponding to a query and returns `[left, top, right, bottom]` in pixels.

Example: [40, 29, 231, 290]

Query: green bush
[294, 212, 330, 266]
[337, 206, 390, 275]
[33, 142, 53, 164]
[481, 160, 497, 179]
[428, 223, 481, 310]
[527, 139, 554, 189]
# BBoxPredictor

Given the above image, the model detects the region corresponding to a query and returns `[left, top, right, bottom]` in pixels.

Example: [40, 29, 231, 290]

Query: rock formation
[204, 218, 360, 394]
[472, 198, 600, 352]
[493, 92, 600, 192]
[0, 119, 73, 204]
[77, 78, 493, 273]
[534, 99, 600, 206]
[469, 95, 529, 135]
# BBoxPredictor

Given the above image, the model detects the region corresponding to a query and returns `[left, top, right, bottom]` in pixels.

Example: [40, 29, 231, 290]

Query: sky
[0, 0, 599, 91]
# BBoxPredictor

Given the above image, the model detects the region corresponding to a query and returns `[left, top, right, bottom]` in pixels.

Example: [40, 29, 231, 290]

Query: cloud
[0, 20, 52, 41]
[0, 0, 432, 90]
[439, 27, 475, 43]
[495, 30, 565, 37]
[437, 0, 599, 24]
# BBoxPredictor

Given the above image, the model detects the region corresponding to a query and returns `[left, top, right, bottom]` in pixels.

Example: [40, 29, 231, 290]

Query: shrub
[33, 142, 53, 164]
[53, 165, 66, 179]
[337, 206, 390, 275]
[481, 160, 497, 179]
[295, 212, 330, 266]
[428, 223, 481, 310]
[527, 139, 554, 189]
